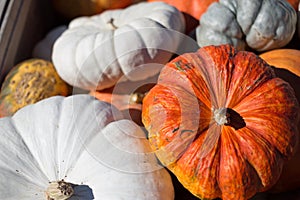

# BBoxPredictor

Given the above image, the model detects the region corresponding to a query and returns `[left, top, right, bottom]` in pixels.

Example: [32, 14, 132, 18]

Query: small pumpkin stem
[107, 18, 118, 30]
[130, 92, 146, 104]
[45, 180, 74, 200]
[213, 107, 246, 130]
[213, 108, 229, 125]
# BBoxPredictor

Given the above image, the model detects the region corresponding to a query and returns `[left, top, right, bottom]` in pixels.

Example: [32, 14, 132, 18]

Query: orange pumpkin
[148, 0, 217, 19]
[260, 49, 300, 193]
[52, 0, 134, 20]
[260, 49, 300, 79]
[90, 90, 143, 126]
[90, 83, 154, 126]
[147, 0, 218, 33]
[142, 45, 299, 200]
[286, 0, 299, 10]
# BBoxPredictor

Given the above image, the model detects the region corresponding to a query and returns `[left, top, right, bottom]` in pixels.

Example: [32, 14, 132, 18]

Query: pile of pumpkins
[0, 0, 300, 199]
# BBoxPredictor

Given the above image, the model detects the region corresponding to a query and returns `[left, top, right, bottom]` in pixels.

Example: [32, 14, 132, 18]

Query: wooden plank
[0, 0, 31, 84]
[0, 0, 9, 24]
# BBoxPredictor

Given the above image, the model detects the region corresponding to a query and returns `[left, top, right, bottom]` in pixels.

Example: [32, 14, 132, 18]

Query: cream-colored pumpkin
[52, 2, 186, 91]
[196, 0, 297, 51]
[0, 94, 174, 199]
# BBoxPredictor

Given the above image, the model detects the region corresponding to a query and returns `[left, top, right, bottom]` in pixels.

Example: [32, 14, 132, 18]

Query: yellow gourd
[0, 58, 71, 117]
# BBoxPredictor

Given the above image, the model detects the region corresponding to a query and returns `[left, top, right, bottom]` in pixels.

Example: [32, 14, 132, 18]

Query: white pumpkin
[0, 94, 174, 200]
[32, 25, 67, 61]
[52, 2, 186, 91]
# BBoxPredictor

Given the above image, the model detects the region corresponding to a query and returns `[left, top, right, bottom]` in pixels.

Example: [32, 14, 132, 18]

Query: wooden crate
[0, 1, 299, 200]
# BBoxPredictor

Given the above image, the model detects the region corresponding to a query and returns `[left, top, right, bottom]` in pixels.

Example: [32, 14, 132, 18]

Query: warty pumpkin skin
[0, 59, 71, 117]
[259, 49, 300, 193]
[142, 44, 300, 200]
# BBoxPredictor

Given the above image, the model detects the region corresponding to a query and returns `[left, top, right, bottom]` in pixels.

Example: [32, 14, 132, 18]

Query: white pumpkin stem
[213, 108, 230, 125]
[45, 180, 74, 200]
[107, 18, 118, 30]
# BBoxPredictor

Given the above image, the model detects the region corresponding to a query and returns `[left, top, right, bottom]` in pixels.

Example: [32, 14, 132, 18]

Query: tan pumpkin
[142, 45, 299, 200]
[260, 49, 300, 193]
[0, 59, 71, 117]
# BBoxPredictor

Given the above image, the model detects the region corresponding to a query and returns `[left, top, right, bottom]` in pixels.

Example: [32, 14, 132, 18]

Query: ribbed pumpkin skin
[142, 45, 299, 200]
[259, 49, 300, 118]
[260, 49, 300, 192]
[0, 59, 71, 117]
